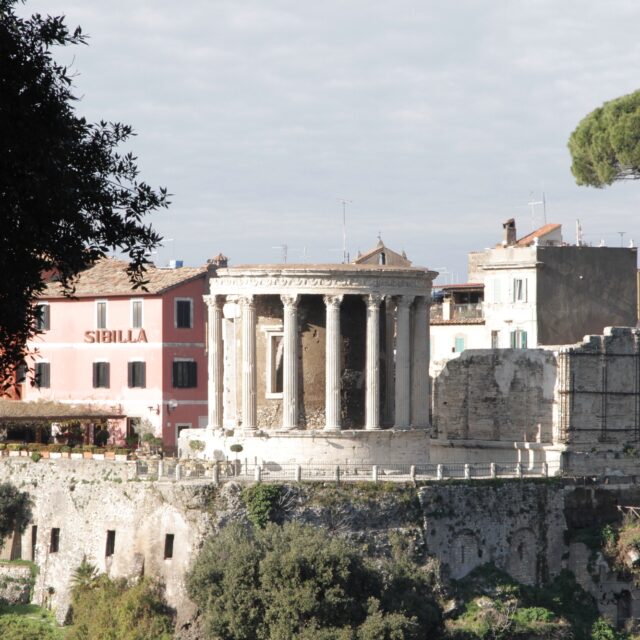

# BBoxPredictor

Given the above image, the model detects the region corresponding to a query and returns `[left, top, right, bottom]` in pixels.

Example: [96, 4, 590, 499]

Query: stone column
[239, 295, 257, 432]
[206, 295, 224, 430]
[394, 295, 414, 429]
[411, 296, 430, 428]
[281, 294, 300, 430]
[365, 294, 383, 430]
[324, 294, 343, 431]
[383, 297, 395, 425]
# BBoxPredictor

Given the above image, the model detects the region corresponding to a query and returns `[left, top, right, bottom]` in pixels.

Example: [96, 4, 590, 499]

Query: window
[35, 362, 50, 388]
[16, 362, 27, 384]
[164, 534, 174, 559]
[105, 530, 116, 557]
[93, 362, 110, 388]
[96, 300, 107, 329]
[31, 525, 37, 562]
[131, 299, 143, 329]
[491, 330, 499, 349]
[50, 528, 60, 553]
[512, 278, 527, 302]
[266, 331, 284, 397]
[175, 299, 193, 329]
[454, 335, 466, 353]
[172, 360, 197, 388]
[128, 361, 146, 388]
[493, 279, 501, 304]
[510, 329, 528, 349]
[36, 303, 50, 331]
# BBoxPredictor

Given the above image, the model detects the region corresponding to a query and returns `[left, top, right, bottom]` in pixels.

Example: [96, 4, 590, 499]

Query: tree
[67, 572, 174, 640]
[0, 482, 32, 546]
[186, 522, 442, 640]
[568, 89, 640, 187]
[0, 0, 168, 389]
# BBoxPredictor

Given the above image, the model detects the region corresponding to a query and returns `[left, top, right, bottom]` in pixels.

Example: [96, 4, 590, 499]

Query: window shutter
[189, 362, 197, 387]
[522, 331, 528, 349]
[93, 363, 99, 388]
[172, 361, 179, 387]
[510, 331, 516, 348]
[140, 363, 146, 388]
[128, 362, 134, 387]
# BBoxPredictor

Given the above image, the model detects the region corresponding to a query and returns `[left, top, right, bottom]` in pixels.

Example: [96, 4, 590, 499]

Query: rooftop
[515, 223, 562, 247]
[42, 258, 207, 298]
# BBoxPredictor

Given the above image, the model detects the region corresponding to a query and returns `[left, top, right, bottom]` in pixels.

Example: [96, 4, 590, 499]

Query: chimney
[502, 218, 516, 246]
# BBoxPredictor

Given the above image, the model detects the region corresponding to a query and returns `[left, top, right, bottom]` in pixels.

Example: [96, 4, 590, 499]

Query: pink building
[20, 258, 210, 452]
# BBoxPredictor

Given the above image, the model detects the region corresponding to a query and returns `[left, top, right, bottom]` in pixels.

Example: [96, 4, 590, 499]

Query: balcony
[430, 302, 483, 322]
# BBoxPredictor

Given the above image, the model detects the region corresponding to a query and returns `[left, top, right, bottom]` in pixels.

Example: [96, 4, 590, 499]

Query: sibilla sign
[84, 329, 148, 343]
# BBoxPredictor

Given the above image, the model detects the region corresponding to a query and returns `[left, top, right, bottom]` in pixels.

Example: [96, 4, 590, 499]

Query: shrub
[30, 452, 41, 463]
[242, 484, 282, 528]
[60, 446, 71, 453]
[189, 439, 205, 452]
[67, 571, 173, 640]
[186, 521, 442, 640]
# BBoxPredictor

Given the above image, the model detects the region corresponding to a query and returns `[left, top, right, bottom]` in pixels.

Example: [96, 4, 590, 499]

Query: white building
[431, 219, 638, 366]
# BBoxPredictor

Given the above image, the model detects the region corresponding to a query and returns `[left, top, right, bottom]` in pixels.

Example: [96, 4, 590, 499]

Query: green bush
[186, 521, 442, 640]
[30, 451, 41, 463]
[242, 483, 282, 528]
[0, 609, 63, 640]
[67, 573, 173, 640]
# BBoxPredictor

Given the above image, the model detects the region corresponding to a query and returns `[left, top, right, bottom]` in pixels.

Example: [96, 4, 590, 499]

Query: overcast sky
[21, 1, 640, 281]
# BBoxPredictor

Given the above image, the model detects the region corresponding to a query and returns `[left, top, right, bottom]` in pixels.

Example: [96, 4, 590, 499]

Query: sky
[19, 1, 640, 282]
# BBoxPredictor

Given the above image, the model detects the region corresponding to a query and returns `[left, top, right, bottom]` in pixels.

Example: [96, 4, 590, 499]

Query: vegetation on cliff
[187, 521, 442, 639]
[66, 560, 173, 640]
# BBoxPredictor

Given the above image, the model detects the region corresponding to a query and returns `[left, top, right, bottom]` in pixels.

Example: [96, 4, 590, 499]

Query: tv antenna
[338, 198, 352, 263]
[272, 244, 288, 263]
[617, 232, 626, 247]
[527, 192, 546, 230]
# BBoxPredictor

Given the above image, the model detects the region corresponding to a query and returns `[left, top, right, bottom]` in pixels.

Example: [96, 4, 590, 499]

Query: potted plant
[7, 443, 21, 457]
[82, 445, 94, 459]
[49, 444, 62, 459]
[70, 446, 83, 460]
[114, 447, 129, 462]
[60, 445, 71, 459]
[93, 447, 105, 461]
[104, 446, 116, 460]
[0, 443, 7, 456]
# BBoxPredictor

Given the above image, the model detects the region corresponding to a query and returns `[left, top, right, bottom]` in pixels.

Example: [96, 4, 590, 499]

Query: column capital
[238, 294, 255, 308]
[366, 293, 384, 309]
[395, 295, 415, 310]
[323, 294, 343, 308]
[280, 293, 300, 308]
[204, 294, 224, 309]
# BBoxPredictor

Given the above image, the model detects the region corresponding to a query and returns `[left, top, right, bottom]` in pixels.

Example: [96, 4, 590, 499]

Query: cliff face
[0, 458, 638, 630]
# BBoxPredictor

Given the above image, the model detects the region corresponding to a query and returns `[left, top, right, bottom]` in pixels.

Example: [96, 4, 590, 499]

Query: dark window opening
[50, 528, 60, 553]
[35, 362, 50, 388]
[105, 530, 116, 557]
[164, 534, 174, 559]
[31, 525, 37, 561]
[172, 361, 197, 388]
[36, 304, 50, 331]
[93, 362, 110, 388]
[128, 361, 146, 388]
[176, 300, 192, 328]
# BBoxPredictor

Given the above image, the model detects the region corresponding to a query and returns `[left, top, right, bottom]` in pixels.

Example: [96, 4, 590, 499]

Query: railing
[135, 459, 561, 484]
[429, 303, 483, 322]
[453, 303, 483, 319]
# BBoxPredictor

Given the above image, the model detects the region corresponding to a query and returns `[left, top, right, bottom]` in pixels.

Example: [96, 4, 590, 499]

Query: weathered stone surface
[0, 564, 32, 605]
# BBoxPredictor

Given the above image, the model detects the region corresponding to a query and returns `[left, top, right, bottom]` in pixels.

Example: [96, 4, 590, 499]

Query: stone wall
[0, 564, 32, 605]
[433, 348, 557, 443]
[0, 458, 217, 624]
